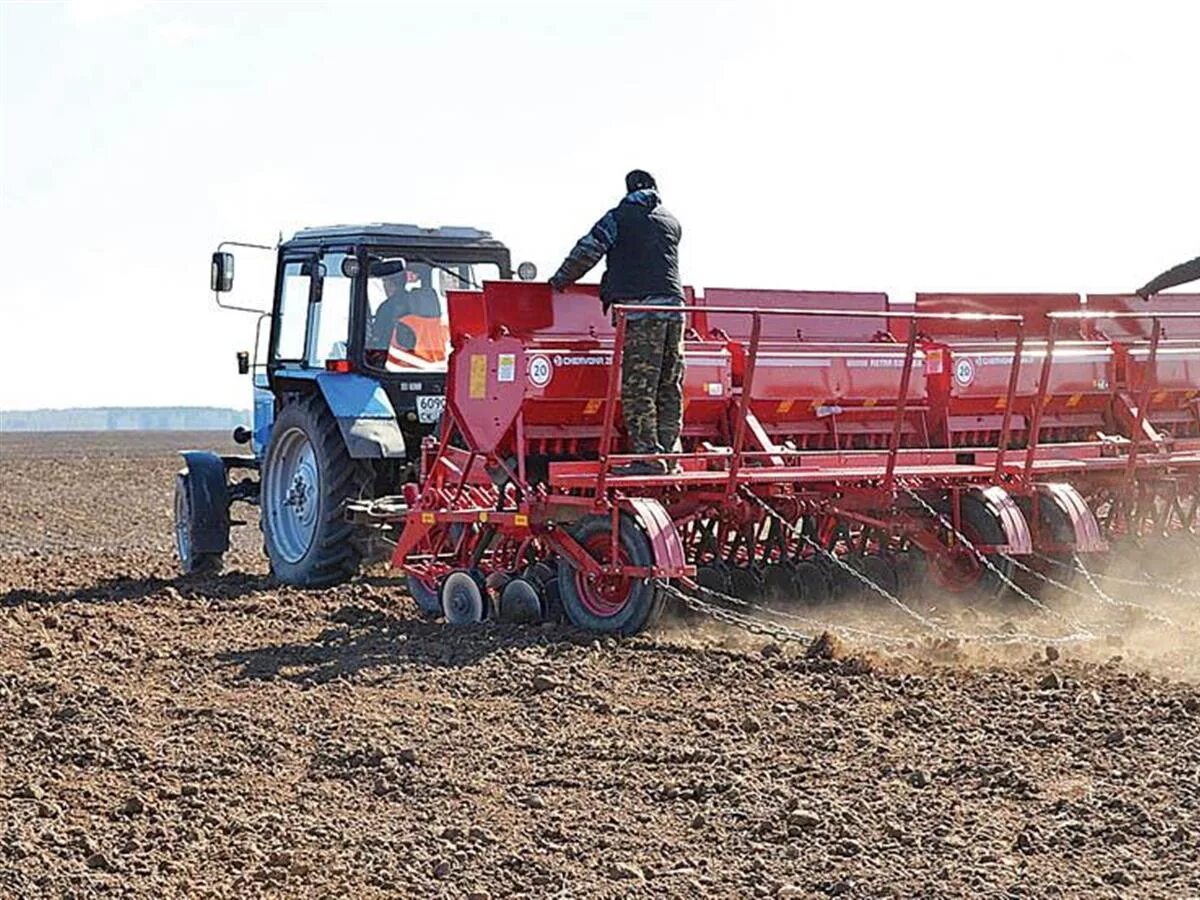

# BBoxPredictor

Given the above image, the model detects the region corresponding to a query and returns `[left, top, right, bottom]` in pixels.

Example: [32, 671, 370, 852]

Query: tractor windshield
[364, 258, 500, 371]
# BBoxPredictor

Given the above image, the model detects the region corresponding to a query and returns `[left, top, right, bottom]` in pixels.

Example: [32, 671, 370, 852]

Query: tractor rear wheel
[557, 514, 665, 635]
[261, 396, 372, 587]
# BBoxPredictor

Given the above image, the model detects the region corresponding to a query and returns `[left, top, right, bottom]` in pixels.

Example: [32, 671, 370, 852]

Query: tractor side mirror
[517, 261, 538, 281]
[211, 252, 235, 292]
[236, 351, 250, 375]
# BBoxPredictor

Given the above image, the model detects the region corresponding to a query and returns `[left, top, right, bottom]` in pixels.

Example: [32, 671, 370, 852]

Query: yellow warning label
[1066, 393, 1082, 408]
[583, 399, 602, 415]
[1153, 390, 1168, 404]
[469, 354, 487, 399]
[420, 512, 435, 524]
[514, 514, 529, 527]
[863, 398, 877, 408]
[776, 400, 794, 414]
[994, 396, 1007, 410]
[478, 511, 489, 523]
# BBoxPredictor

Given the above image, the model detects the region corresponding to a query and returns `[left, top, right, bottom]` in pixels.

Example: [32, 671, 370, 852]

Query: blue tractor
[174, 223, 536, 585]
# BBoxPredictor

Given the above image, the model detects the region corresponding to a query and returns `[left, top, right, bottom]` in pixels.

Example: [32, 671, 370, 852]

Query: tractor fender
[313, 372, 407, 460]
[1035, 483, 1107, 554]
[973, 485, 1032, 555]
[620, 497, 692, 579]
[179, 451, 231, 555]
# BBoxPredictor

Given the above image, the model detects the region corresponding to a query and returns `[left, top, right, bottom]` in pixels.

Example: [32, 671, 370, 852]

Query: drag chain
[901, 487, 1095, 641]
[1042, 553, 1200, 602]
[738, 489, 946, 633]
[660, 577, 913, 648]
[657, 581, 818, 646]
[745, 488, 1090, 645]
[1020, 551, 1195, 633]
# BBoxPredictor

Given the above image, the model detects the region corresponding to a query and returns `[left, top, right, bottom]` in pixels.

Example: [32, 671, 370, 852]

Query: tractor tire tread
[263, 394, 374, 587]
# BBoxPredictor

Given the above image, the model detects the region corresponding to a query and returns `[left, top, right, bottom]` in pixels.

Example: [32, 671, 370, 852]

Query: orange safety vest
[387, 314, 450, 370]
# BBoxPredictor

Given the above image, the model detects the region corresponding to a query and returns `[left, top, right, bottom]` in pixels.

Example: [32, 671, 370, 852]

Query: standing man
[1136, 254, 1200, 299]
[549, 170, 684, 476]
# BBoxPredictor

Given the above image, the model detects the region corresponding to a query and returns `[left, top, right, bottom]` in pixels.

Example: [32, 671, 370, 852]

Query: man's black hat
[625, 169, 656, 193]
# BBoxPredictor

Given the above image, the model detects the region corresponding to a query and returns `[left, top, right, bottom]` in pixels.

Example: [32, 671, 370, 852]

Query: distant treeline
[1, 407, 251, 432]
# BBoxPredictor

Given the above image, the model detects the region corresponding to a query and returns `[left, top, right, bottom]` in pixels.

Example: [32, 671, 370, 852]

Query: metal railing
[1039, 309, 1200, 484]
[599, 303, 1027, 495]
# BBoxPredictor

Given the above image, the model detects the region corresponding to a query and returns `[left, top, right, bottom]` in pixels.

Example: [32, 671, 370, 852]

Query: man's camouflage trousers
[620, 316, 684, 456]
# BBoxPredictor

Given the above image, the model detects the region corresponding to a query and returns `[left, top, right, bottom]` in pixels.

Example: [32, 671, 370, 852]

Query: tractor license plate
[416, 395, 445, 424]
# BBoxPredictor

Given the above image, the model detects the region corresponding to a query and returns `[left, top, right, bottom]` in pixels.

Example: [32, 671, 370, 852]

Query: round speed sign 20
[528, 354, 553, 388]
[953, 357, 976, 388]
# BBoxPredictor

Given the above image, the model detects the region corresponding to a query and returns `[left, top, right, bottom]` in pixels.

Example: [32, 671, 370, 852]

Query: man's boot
[659, 437, 683, 475]
[610, 458, 668, 477]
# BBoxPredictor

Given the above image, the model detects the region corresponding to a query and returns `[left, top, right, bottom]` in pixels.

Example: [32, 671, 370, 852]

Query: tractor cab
[179, 222, 535, 585]
[251, 224, 517, 460]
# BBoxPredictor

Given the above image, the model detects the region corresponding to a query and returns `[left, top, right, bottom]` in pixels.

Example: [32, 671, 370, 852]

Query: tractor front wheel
[261, 396, 372, 587]
[173, 473, 223, 576]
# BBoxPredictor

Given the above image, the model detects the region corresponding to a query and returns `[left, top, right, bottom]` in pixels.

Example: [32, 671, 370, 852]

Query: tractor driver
[548, 169, 685, 477]
[367, 261, 449, 369]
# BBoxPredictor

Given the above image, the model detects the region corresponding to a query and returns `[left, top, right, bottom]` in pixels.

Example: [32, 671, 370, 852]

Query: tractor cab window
[364, 258, 500, 371]
[274, 253, 354, 368]
[309, 252, 352, 365]
[275, 262, 311, 361]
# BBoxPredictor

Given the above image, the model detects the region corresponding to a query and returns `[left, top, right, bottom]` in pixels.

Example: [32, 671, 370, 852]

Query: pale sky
[1, 0, 1196, 411]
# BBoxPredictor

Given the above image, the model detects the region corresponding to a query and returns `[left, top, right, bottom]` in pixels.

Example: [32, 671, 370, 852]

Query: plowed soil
[2, 432, 1198, 899]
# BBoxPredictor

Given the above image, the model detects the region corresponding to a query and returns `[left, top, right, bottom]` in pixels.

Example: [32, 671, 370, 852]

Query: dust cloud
[653, 546, 1200, 682]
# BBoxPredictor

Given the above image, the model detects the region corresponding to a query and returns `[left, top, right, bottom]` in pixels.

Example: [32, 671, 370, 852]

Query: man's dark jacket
[550, 189, 683, 316]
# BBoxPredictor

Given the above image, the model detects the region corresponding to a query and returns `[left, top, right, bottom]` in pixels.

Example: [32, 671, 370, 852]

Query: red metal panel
[468, 282, 701, 341]
[1084, 294, 1200, 340]
[946, 342, 1108, 392]
[446, 334, 525, 453]
[446, 289, 487, 342]
[930, 336, 1114, 449]
[1036, 483, 1107, 554]
[699, 289, 889, 343]
[897, 293, 1082, 340]
[745, 346, 927, 399]
[519, 340, 731, 436]
[448, 283, 732, 452]
[1125, 345, 1200, 394]
[623, 497, 691, 577]
[735, 343, 929, 449]
[1082, 296, 1200, 436]
[976, 485, 1032, 555]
